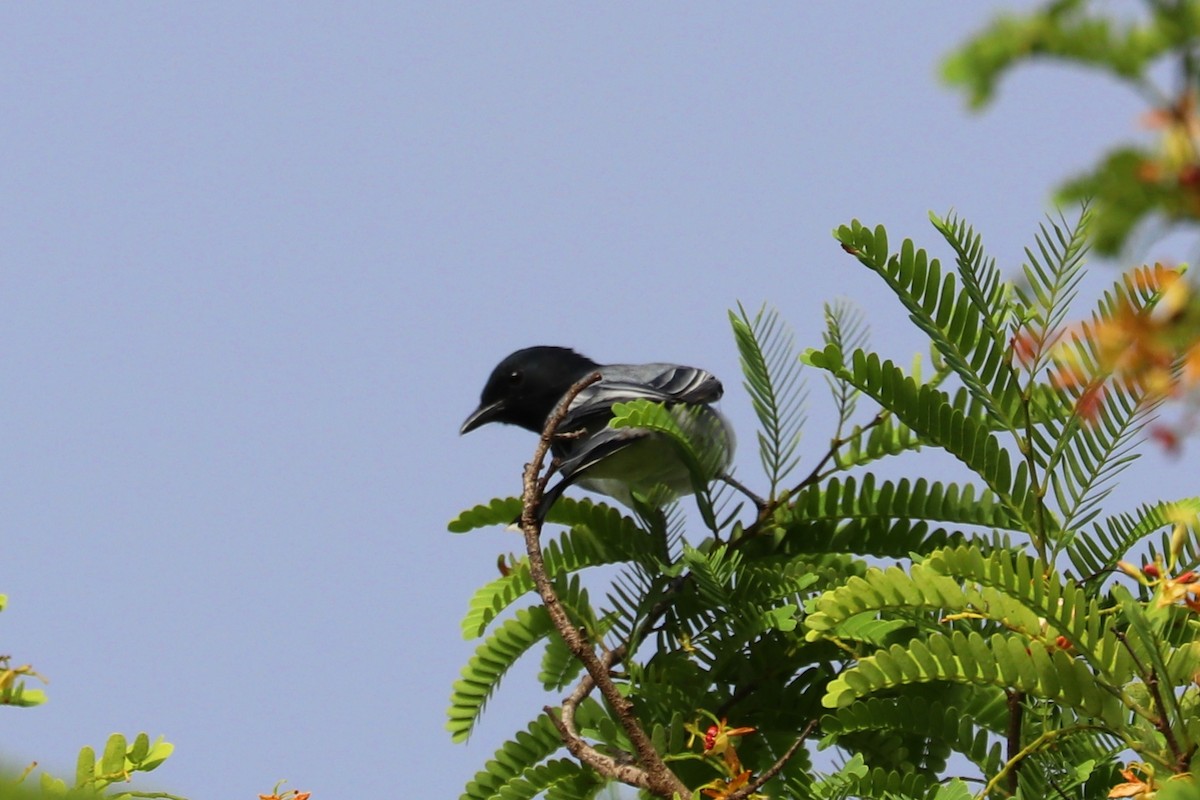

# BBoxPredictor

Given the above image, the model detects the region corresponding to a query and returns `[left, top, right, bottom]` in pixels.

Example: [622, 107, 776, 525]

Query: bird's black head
[460, 346, 600, 434]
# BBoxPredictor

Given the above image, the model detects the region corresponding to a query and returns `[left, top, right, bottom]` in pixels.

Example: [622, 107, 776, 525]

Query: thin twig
[790, 409, 888, 493]
[726, 720, 818, 800]
[727, 409, 891, 551]
[1115, 630, 1184, 767]
[521, 372, 691, 800]
[1005, 690, 1023, 795]
[979, 724, 1106, 800]
[720, 471, 767, 512]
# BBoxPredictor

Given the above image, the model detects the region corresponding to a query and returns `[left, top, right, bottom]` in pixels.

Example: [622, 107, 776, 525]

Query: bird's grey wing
[597, 363, 723, 404]
[554, 424, 648, 482]
[560, 364, 723, 430]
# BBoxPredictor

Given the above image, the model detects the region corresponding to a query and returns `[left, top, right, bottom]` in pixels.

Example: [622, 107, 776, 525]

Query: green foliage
[0, 732, 181, 800]
[459, 707, 606, 800]
[731, 303, 807, 499]
[63, 733, 177, 798]
[943, 0, 1200, 255]
[608, 398, 732, 533]
[941, 0, 1173, 110]
[1, 598, 190, 799]
[0, 600, 47, 709]
[449, 210, 1200, 799]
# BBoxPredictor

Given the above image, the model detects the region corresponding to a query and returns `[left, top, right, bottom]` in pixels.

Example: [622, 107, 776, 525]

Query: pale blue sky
[1, 4, 1190, 798]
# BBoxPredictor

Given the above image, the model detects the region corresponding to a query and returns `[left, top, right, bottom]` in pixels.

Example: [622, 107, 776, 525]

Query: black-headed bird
[461, 346, 734, 515]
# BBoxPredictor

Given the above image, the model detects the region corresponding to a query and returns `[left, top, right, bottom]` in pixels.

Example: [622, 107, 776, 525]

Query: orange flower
[703, 719, 756, 758]
[1137, 159, 1165, 183]
[1011, 330, 1040, 365]
[1049, 264, 1198, 422]
[1141, 91, 1200, 172]
[1150, 424, 1182, 454]
[701, 770, 753, 799]
[1132, 553, 1200, 612]
[1185, 346, 1200, 385]
[259, 782, 311, 800]
[687, 716, 758, 780]
[1109, 764, 1155, 799]
[1157, 570, 1200, 612]
[689, 717, 756, 756]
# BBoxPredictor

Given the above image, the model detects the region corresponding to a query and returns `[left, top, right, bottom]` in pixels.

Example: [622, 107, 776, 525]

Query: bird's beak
[460, 399, 505, 435]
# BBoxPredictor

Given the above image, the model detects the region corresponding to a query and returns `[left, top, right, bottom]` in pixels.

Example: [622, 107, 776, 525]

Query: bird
[460, 346, 735, 516]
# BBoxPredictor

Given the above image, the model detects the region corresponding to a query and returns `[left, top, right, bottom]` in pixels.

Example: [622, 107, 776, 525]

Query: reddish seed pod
[1143, 563, 1161, 578]
[704, 725, 718, 750]
[1177, 571, 1196, 583]
[1055, 635, 1071, 650]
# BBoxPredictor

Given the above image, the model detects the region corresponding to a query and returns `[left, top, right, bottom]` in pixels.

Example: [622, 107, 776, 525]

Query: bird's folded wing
[562, 364, 722, 429]
[553, 425, 648, 481]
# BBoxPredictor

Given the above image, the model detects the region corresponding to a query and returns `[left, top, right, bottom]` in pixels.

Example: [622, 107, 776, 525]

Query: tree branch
[1115, 630, 1184, 767]
[546, 647, 652, 790]
[521, 372, 692, 800]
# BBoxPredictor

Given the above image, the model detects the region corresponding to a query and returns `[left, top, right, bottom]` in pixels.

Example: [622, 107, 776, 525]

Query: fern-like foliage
[448, 210, 1196, 800]
[731, 302, 807, 498]
[458, 704, 606, 800]
[834, 217, 1024, 434]
[1033, 264, 1174, 536]
[1011, 208, 1091, 378]
[821, 301, 868, 432]
[1070, 498, 1200, 585]
[608, 397, 731, 531]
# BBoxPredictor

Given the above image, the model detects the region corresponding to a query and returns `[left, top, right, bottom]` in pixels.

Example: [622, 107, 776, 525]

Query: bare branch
[520, 372, 692, 800]
[545, 647, 649, 789]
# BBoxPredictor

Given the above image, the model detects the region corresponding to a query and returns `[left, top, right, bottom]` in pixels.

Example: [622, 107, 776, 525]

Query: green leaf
[139, 737, 175, 772]
[776, 475, 1021, 559]
[448, 497, 523, 533]
[834, 217, 1024, 436]
[609, 398, 731, 530]
[822, 630, 1125, 729]
[1011, 209, 1090, 378]
[942, 3, 1165, 110]
[823, 697, 1003, 776]
[821, 300, 869, 435]
[730, 302, 807, 496]
[100, 733, 127, 778]
[805, 345, 1035, 528]
[74, 746, 96, 789]
[1070, 498, 1200, 585]
[41, 772, 68, 795]
[128, 732, 150, 765]
[458, 499, 658, 639]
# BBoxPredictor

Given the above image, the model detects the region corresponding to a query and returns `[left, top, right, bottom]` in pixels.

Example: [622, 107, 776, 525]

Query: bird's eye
[507, 370, 523, 385]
